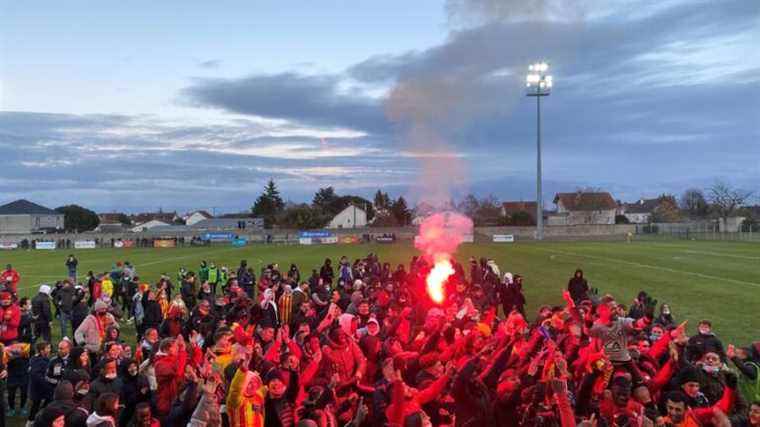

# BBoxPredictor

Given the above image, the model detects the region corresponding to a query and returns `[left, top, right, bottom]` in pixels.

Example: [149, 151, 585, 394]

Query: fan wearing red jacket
[153, 335, 188, 419]
[0, 291, 21, 344]
[0, 264, 20, 295]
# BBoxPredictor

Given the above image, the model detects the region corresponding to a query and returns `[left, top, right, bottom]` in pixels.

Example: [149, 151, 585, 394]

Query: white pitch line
[636, 242, 760, 260]
[535, 247, 760, 289]
[682, 249, 760, 261]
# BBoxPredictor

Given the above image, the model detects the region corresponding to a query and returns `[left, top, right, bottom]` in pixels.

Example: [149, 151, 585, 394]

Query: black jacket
[90, 375, 123, 399]
[141, 299, 163, 331]
[54, 285, 76, 314]
[72, 301, 89, 331]
[567, 272, 589, 303]
[32, 293, 52, 324]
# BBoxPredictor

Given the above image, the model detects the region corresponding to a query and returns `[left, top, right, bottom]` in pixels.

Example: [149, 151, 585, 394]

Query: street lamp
[526, 62, 552, 240]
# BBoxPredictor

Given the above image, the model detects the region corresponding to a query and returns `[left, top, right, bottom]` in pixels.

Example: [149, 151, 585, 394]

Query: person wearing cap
[32, 284, 54, 344]
[74, 300, 116, 354]
[0, 264, 20, 295]
[0, 290, 21, 345]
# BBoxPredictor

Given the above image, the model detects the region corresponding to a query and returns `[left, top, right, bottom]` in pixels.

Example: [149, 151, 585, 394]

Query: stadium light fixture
[526, 62, 553, 240]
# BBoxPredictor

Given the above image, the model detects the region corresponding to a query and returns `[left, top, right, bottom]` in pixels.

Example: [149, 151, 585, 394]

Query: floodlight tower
[526, 62, 552, 240]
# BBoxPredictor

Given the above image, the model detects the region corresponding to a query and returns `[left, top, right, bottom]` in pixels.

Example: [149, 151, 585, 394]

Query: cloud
[4, 0, 758, 210]
[181, 73, 389, 134]
[0, 111, 422, 212]
[198, 59, 222, 69]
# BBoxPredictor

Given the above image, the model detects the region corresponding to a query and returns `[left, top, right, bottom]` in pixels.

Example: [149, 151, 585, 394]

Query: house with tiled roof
[620, 198, 660, 224]
[548, 191, 617, 225]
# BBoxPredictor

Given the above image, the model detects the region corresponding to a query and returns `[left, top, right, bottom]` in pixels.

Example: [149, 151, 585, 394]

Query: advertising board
[74, 240, 97, 249]
[35, 241, 57, 250]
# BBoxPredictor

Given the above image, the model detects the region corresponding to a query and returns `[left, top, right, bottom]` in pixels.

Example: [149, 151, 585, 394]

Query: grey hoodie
[74, 301, 117, 352]
[86, 412, 116, 427]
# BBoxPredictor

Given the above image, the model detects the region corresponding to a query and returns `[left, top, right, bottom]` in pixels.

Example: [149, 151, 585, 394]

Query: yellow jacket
[101, 278, 113, 297]
[226, 368, 267, 427]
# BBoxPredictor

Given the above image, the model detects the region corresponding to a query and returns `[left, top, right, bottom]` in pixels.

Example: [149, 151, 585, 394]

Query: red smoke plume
[415, 212, 473, 304]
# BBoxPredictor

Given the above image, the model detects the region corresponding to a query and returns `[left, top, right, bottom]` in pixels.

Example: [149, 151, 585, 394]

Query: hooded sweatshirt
[74, 301, 115, 352]
[86, 412, 116, 427]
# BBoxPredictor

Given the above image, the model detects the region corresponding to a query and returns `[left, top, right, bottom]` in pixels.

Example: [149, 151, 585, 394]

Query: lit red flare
[426, 258, 454, 304]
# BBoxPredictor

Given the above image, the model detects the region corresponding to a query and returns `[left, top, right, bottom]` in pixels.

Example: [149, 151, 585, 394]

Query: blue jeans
[59, 312, 72, 339]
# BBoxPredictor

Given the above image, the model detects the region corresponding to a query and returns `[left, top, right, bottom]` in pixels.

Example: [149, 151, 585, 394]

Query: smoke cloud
[415, 212, 474, 261]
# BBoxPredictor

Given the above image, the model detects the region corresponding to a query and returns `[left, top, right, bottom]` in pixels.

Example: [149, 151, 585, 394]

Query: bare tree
[680, 188, 709, 218]
[708, 181, 753, 227]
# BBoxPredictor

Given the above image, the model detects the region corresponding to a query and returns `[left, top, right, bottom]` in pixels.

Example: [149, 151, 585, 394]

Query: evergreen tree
[313, 187, 339, 214]
[252, 179, 285, 228]
[54, 205, 100, 232]
[373, 190, 391, 210]
[391, 196, 411, 225]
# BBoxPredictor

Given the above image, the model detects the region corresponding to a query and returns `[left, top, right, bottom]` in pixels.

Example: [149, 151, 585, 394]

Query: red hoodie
[0, 303, 21, 342]
[154, 347, 188, 416]
[0, 269, 20, 294]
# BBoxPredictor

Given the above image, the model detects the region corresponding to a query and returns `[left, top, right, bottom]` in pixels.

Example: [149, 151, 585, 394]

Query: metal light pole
[526, 62, 552, 240]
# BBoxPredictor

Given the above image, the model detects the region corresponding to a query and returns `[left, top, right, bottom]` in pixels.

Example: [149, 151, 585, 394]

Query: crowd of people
[0, 254, 757, 427]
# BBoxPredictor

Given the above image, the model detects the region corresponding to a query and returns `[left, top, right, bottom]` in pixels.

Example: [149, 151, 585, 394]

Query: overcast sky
[1, 0, 758, 213]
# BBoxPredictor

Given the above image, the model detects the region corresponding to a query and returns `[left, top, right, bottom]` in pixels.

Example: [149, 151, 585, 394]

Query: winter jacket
[320, 337, 366, 385]
[0, 269, 20, 293]
[6, 348, 30, 387]
[54, 285, 76, 314]
[100, 278, 113, 297]
[226, 368, 267, 427]
[90, 375, 124, 399]
[74, 313, 113, 353]
[29, 354, 53, 400]
[119, 373, 152, 426]
[733, 359, 760, 403]
[34, 381, 88, 427]
[32, 293, 53, 325]
[0, 303, 21, 342]
[154, 349, 188, 416]
[141, 298, 163, 331]
[72, 301, 89, 332]
[567, 273, 589, 304]
[181, 279, 198, 309]
[86, 412, 116, 427]
[19, 310, 33, 342]
[46, 354, 71, 386]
